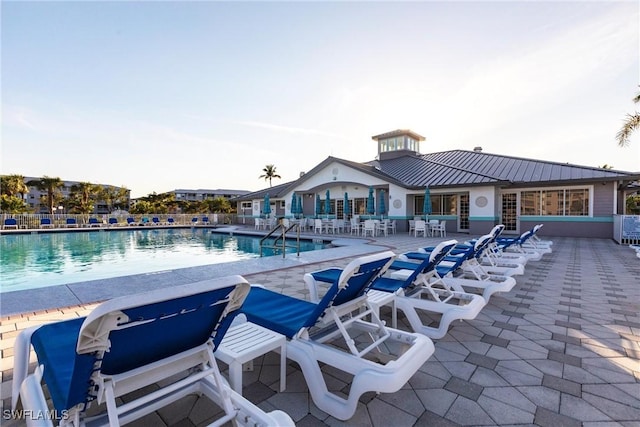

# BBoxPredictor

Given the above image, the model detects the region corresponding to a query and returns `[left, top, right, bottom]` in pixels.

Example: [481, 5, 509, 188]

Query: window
[354, 198, 366, 215]
[520, 188, 589, 216]
[415, 194, 457, 216]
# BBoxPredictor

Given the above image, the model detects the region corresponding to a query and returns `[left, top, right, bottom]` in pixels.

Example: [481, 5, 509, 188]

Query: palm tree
[27, 176, 64, 214]
[68, 182, 99, 214]
[616, 91, 640, 147]
[1, 174, 29, 198]
[259, 164, 281, 187]
[0, 175, 29, 213]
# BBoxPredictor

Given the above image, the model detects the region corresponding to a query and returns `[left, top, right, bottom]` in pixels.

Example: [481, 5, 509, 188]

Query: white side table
[215, 321, 287, 394]
[366, 289, 397, 328]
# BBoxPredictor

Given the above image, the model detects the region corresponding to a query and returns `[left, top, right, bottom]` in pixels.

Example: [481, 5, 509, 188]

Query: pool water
[0, 229, 326, 293]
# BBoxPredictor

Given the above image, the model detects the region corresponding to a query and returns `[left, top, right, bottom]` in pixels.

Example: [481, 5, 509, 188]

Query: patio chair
[376, 219, 388, 237]
[362, 219, 376, 237]
[414, 220, 427, 237]
[4, 218, 18, 229]
[240, 251, 434, 420]
[87, 217, 101, 227]
[12, 276, 294, 427]
[65, 218, 79, 228]
[387, 219, 397, 235]
[40, 218, 53, 228]
[430, 220, 446, 237]
[349, 217, 360, 235]
[408, 220, 416, 235]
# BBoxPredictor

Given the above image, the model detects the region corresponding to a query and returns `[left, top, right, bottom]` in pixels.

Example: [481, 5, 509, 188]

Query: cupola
[372, 129, 425, 160]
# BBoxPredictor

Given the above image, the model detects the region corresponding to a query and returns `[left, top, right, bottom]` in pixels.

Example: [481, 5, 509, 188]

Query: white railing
[0, 214, 237, 230]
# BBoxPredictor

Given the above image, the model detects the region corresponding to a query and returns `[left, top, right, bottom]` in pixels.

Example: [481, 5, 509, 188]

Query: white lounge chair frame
[12, 276, 294, 427]
[246, 251, 434, 420]
[375, 240, 487, 339]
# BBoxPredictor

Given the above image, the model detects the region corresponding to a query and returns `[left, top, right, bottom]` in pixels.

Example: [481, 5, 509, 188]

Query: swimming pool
[0, 229, 327, 293]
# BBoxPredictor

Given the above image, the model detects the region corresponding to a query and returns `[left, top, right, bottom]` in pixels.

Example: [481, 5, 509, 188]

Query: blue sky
[2, 1, 638, 198]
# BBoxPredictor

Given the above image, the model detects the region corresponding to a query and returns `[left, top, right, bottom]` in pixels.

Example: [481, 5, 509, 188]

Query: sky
[2, 1, 639, 198]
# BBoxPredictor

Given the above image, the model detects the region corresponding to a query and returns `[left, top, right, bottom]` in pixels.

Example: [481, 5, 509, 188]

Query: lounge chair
[425, 235, 517, 300]
[306, 240, 486, 339]
[201, 216, 210, 225]
[151, 217, 160, 225]
[520, 224, 553, 253]
[140, 217, 151, 226]
[126, 217, 136, 226]
[87, 217, 101, 227]
[496, 229, 544, 261]
[472, 226, 527, 275]
[12, 276, 294, 427]
[40, 218, 53, 228]
[65, 218, 79, 228]
[479, 224, 529, 266]
[241, 251, 434, 420]
[108, 217, 119, 227]
[191, 217, 199, 226]
[3, 218, 18, 229]
[167, 217, 176, 225]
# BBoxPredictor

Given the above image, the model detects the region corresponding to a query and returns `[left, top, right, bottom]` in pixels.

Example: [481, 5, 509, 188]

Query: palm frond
[616, 112, 640, 147]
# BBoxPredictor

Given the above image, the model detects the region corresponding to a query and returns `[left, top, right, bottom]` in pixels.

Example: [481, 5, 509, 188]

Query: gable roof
[234, 180, 297, 201]
[234, 149, 639, 201]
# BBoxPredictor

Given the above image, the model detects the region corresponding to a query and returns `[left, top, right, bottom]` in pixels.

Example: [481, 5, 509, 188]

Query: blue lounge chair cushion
[309, 268, 342, 285]
[31, 318, 94, 413]
[389, 259, 421, 271]
[242, 287, 318, 338]
[30, 285, 241, 414]
[370, 276, 406, 293]
[245, 253, 394, 339]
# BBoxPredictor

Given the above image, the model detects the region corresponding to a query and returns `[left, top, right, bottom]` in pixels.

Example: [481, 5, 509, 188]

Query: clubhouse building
[234, 130, 640, 239]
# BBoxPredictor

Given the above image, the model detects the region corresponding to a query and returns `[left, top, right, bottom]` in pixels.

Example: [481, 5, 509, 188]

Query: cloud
[233, 120, 349, 140]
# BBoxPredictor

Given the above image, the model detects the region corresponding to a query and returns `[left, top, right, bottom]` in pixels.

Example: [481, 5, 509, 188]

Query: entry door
[501, 193, 519, 233]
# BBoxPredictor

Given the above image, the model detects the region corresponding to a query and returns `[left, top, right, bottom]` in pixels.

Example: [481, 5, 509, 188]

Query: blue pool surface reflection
[1, 229, 326, 292]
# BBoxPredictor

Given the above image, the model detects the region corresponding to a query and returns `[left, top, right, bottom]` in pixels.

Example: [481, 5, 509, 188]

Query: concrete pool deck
[1, 229, 639, 426]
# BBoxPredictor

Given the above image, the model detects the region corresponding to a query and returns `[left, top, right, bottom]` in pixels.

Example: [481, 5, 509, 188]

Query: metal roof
[378, 150, 639, 188]
[234, 150, 639, 201]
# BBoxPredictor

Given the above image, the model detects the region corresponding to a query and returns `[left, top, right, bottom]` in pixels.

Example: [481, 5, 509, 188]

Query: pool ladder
[259, 221, 301, 258]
